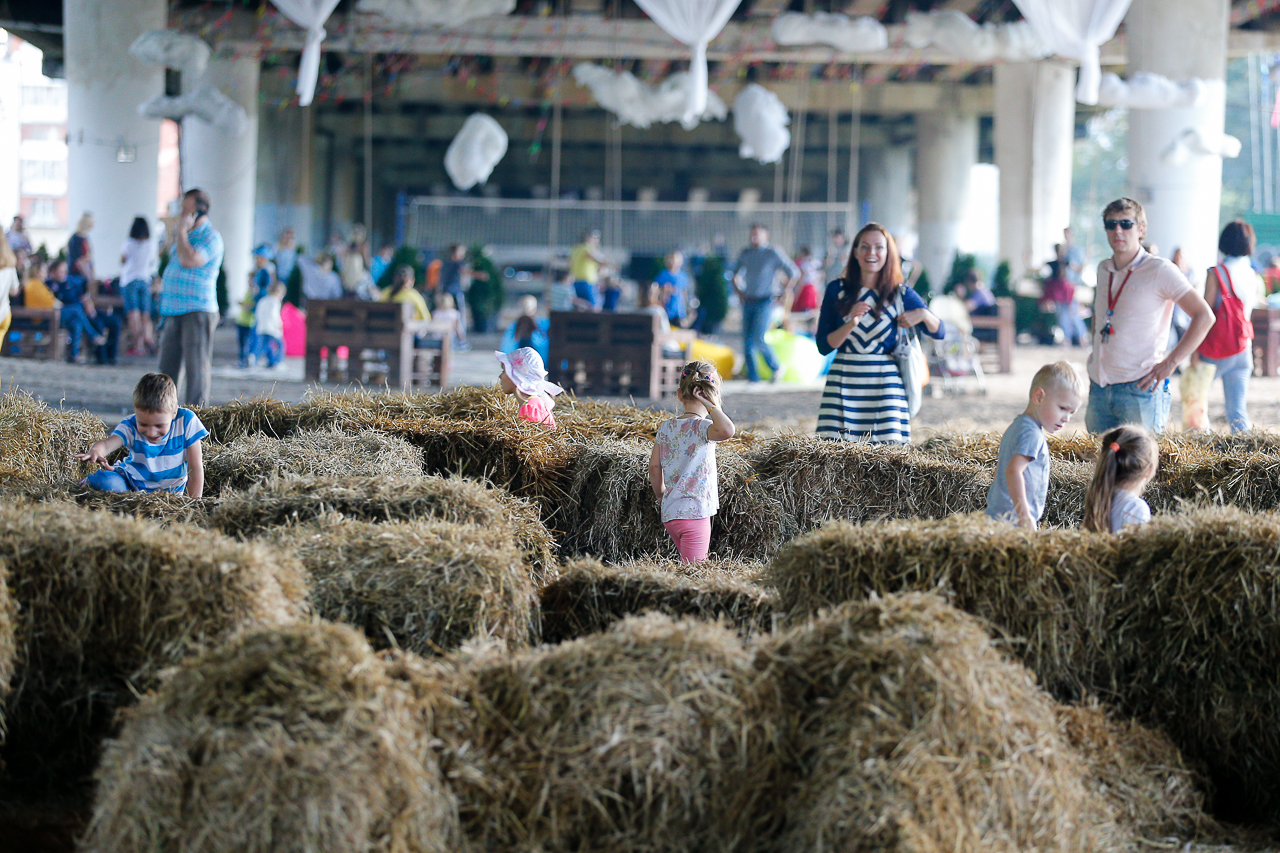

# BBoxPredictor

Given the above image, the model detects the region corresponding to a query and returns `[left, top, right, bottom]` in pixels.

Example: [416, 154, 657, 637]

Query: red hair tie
[1109, 442, 1120, 452]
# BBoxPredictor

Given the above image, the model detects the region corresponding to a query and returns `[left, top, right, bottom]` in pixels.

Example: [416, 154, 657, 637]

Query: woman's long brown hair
[835, 222, 903, 319]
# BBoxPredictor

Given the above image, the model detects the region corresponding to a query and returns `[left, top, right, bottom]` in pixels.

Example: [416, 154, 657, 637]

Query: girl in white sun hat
[496, 347, 564, 429]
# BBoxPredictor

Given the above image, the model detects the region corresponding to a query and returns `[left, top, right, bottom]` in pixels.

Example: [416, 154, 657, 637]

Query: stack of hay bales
[81, 622, 459, 853]
[540, 556, 774, 643]
[0, 502, 308, 791]
[193, 394, 305, 443]
[0, 391, 106, 486]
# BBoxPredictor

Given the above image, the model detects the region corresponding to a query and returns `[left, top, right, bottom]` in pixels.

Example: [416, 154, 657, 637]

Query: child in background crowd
[432, 292, 465, 349]
[513, 294, 540, 350]
[74, 373, 207, 497]
[985, 361, 1084, 529]
[648, 361, 736, 562]
[1082, 425, 1159, 533]
[235, 286, 257, 368]
[496, 347, 563, 429]
[254, 280, 287, 368]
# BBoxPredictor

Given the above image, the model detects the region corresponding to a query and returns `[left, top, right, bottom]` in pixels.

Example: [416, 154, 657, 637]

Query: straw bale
[211, 473, 556, 585]
[82, 622, 459, 853]
[752, 592, 1123, 852]
[0, 481, 209, 527]
[435, 612, 768, 853]
[192, 394, 304, 443]
[539, 556, 775, 643]
[0, 501, 307, 789]
[268, 516, 538, 654]
[768, 515, 1121, 699]
[202, 424, 424, 496]
[0, 390, 106, 485]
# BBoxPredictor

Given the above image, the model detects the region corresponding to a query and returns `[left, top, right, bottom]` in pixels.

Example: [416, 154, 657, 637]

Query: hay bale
[192, 394, 304, 443]
[0, 502, 307, 791]
[0, 390, 106, 485]
[0, 481, 210, 528]
[201, 424, 424, 496]
[210, 473, 556, 586]
[268, 516, 538, 654]
[81, 622, 459, 853]
[752, 592, 1123, 852]
[539, 556, 775, 643]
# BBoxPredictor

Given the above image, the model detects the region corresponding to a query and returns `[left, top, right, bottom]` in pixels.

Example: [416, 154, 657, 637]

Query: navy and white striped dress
[814, 282, 943, 444]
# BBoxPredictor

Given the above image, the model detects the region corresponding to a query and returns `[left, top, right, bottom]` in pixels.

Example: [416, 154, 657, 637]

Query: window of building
[28, 198, 59, 227]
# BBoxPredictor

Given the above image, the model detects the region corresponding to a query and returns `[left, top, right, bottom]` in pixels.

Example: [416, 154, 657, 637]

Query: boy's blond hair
[133, 373, 178, 413]
[1029, 361, 1084, 398]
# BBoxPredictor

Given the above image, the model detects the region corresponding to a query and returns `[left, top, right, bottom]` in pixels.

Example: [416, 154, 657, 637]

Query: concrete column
[255, 102, 312, 251]
[916, 107, 977, 288]
[860, 144, 912, 243]
[182, 51, 259, 311]
[1126, 0, 1229, 274]
[994, 60, 1076, 283]
[65, 0, 165, 278]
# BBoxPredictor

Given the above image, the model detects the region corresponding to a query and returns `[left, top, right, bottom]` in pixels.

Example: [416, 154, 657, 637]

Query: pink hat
[495, 347, 564, 397]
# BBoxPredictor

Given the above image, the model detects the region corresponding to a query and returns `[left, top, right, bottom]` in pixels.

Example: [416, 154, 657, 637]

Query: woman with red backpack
[1190, 220, 1262, 433]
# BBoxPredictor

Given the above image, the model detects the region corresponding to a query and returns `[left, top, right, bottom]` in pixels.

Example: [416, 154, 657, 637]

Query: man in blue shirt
[158, 187, 225, 406]
[732, 224, 800, 382]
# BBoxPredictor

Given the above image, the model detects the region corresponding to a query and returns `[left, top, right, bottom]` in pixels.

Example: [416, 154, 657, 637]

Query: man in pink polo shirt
[1085, 198, 1213, 434]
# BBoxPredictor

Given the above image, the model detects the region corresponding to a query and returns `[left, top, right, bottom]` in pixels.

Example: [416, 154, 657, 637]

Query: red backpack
[1198, 263, 1253, 360]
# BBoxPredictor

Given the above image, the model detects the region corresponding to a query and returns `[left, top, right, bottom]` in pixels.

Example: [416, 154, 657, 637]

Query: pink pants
[663, 517, 712, 562]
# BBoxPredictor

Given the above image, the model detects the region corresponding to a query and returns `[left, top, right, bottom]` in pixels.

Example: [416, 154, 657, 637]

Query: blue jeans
[1086, 379, 1172, 435]
[84, 468, 134, 492]
[257, 334, 283, 367]
[1199, 349, 1252, 432]
[237, 324, 257, 367]
[573, 280, 598, 310]
[123, 279, 152, 315]
[1055, 301, 1086, 346]
[742, 298, 778, 382]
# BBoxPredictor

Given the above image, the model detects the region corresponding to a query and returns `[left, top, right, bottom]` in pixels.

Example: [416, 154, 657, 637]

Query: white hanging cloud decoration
[572, 63, 727, 130]
[355, 0, 514, 25]
[1010, 0, 1134, 105]
[633, 0, 743, 130]
[903, 9, 1049, 62]
[1160, 127, 1242, 166]
[770, 12, 888, 53]
[271, 0, 343, 107]
[445, 114, 509, 191]
[129, 29, 248, 135]
[733, 84, 790, 164]
[768, 11, 890, 53]
[1096, 72, 1206, 109]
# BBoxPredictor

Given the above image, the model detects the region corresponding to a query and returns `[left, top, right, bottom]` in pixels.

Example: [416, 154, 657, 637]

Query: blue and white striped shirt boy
[110, 408, 208, 493]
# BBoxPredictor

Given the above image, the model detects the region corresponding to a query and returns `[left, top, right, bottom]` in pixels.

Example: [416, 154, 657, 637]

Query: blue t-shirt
[656, 268, 690, 320]
[985, 413, 1050, 524]
[110, 408, 208, 493]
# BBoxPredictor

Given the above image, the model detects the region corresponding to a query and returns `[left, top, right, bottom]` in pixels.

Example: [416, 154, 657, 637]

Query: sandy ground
[3, 321, 1279, 439]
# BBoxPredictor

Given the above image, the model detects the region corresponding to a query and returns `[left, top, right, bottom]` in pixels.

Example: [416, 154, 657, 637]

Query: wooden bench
[2, 307, 63, 361]
[304, 299, 452, 391]
[1253, 306, 1280, 377]
[547, 310, 694, 398]
[969, 296, 1015, 374]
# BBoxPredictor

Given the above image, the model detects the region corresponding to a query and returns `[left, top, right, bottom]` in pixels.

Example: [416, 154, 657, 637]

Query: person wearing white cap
[496, 347, 564, 429]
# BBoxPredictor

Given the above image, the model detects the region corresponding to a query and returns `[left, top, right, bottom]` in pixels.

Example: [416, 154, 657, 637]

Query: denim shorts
[123, 279, 152, 314]
[1085, 379, 1171, 435]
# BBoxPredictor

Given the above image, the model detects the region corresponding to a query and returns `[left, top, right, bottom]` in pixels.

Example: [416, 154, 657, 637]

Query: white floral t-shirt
[657, 415, 719, 522]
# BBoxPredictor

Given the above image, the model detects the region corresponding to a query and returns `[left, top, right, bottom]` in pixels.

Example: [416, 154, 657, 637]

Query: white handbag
[892, 291, 925, 418]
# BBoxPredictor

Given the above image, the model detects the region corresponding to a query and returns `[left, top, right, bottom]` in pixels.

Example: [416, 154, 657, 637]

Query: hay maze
[1, 387, 1278, 849]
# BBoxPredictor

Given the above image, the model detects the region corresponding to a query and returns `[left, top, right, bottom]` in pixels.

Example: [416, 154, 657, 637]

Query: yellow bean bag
[689, 337, 737, 380]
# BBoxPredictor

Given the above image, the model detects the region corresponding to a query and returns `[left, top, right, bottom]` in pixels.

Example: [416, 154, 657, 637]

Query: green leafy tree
[376, 246, 423, 293]
[914, 269, 932, 301]
[992, 260, 1012, 299]
[467, 244, 503, 332]
[694, 255, 729, 333]
[943, 252, 979, 295]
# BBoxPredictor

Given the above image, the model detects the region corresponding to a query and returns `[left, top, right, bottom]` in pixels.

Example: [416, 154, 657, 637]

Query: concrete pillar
[1126, 0, 1229, 274]
[916, 107, 977, 288]
[860, 144, 912, 245]
[65, 0, 165, 279]
[182, 51, 259, 311]
[255, 102, 312, 251]
[994, 60, 1076, 283]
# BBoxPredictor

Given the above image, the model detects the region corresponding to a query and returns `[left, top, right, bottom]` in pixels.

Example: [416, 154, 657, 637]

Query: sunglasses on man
[1103, 219, 1137, 231]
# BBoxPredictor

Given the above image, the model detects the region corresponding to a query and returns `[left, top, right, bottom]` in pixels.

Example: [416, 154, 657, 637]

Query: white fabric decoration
[572, 63, 727, 129]
[445, 114, 509, 191]
[355, 0, 514, 25]
[1096, 71, 1206, 109]
[129, 30, 211, 78]
[733, 84, 790, 164]
[1160, 128, 1242, 165]
[770, 12, 887, 53]
[903, 10, 1048, 62]
[1011, 0, 1134, 105]
[139, 85, 248, 135]
[632, 0, 743, 129]
[271, 0, 343, 107]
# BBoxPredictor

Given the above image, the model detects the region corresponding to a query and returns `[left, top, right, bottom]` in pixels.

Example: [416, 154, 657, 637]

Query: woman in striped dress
[815, 223, 944, 443]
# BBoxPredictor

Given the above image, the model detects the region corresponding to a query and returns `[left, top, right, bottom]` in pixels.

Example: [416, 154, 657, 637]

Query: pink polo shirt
[1087, 249, 1192, 387]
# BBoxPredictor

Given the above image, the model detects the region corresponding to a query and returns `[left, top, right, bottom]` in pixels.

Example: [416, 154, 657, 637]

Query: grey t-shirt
[734, 245, 800, 301]
[985, 413, 1050, 524]
[1110, 488, 1151, 532]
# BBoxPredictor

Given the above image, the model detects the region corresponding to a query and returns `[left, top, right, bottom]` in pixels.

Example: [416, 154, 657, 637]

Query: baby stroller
[924, 294, 986, 397]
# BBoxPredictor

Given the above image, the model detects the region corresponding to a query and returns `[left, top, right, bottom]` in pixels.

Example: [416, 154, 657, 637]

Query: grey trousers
[158, 311, 219, 407]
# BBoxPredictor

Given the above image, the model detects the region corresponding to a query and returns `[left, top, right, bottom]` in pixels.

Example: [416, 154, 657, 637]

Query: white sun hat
[495, 347, 564, 397]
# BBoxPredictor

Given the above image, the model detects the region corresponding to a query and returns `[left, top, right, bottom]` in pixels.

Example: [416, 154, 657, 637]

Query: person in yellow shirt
[383, 264, 431, 320]
[569, 229, 609, 310]
[20, 258, 57, 309]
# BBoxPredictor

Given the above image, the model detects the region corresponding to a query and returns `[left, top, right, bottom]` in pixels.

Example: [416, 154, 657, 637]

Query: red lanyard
[1106, 267, 1135, 318]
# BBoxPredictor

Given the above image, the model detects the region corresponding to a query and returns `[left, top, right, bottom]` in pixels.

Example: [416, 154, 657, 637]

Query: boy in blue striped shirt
[75, 373, 208, 497]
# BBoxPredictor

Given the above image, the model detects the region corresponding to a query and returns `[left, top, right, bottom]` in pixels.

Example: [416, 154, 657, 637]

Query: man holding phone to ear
[158, 187, 224, 407]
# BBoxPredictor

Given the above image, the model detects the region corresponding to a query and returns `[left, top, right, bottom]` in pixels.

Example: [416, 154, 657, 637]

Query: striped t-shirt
[111, 408, 208, 493]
